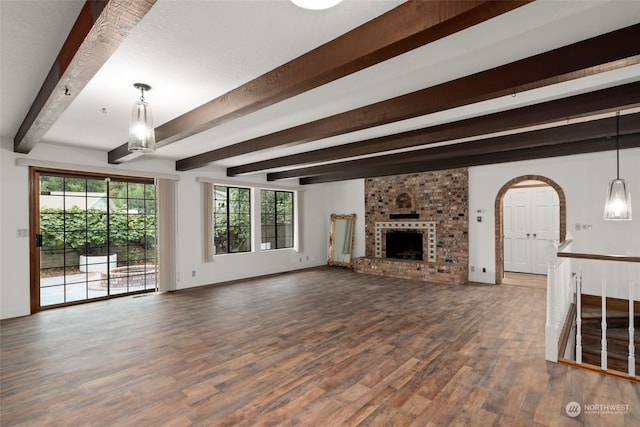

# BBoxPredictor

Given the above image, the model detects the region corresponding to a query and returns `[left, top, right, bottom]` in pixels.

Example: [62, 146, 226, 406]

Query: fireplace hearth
[386, 231, 423, 260]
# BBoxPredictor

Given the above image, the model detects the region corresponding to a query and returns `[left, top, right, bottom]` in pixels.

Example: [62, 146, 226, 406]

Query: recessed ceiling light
[291, 0, 343, 10]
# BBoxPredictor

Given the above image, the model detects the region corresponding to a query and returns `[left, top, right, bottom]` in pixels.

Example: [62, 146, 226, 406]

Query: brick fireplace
[353, 169, 469, 285]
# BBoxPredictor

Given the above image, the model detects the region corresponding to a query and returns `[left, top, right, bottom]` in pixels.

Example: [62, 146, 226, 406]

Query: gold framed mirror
[328, 213, 356, 267]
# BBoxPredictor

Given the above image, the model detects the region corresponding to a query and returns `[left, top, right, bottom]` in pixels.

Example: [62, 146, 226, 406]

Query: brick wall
[354, 169, 469, 285]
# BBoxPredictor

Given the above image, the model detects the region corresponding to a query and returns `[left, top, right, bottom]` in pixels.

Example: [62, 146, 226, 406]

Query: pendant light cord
[615, 111, 620, 180]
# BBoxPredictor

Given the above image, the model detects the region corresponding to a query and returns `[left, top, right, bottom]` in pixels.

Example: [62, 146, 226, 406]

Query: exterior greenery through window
[39, 175, 157, 261]
[261, 190, 294, 250]
[214, 186, 251, 254]
[37, 172, 157, 306]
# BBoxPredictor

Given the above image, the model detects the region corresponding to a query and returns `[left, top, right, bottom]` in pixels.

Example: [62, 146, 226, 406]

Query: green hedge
[40, 207, 156, 254]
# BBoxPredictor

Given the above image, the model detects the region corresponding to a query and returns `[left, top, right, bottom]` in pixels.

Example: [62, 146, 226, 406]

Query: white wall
[1, 138, 31, 319]
[2, 137, 638, 318]
[469, 148, 640, 290]
[317, 179, 366, 259]
[0, 138, 358, 319]
[311, 150, 640, 290]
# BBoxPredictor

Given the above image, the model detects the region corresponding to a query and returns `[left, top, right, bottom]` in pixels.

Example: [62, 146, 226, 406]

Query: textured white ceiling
[1, 0, 640, 174]
[24, 0, 404, 151]
[0, 0, 85, 138]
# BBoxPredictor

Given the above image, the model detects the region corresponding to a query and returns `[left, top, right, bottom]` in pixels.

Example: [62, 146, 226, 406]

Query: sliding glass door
[33, 169, 157, 309]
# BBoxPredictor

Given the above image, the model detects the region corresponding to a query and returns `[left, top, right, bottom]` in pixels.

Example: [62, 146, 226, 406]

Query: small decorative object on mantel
[390, 191, 419, 219]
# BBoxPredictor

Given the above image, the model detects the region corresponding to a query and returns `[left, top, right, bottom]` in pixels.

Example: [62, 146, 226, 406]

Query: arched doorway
[494, 175, 566, 284]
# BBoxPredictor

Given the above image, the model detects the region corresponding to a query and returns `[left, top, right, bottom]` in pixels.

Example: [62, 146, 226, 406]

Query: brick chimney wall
[354, 168, 469, 285]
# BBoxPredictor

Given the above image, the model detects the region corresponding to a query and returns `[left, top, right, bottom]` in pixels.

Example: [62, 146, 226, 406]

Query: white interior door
[531, 187, 560, 274]
[504, 188, 532, 273]
[503, 185, 559, 274]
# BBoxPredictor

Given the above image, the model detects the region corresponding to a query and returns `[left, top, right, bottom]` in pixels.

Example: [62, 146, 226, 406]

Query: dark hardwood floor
[1, 267, 638, 426]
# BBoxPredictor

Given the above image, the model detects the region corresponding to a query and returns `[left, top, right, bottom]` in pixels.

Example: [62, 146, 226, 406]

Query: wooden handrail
[557, 238, 574, 252]
[557, 252, 640, 263]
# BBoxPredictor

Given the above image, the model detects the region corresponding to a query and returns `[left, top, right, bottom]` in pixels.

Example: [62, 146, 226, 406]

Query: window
[36, 171, 157, 308]
[213, 186, 251, 254]
[261, 190, 294, 250]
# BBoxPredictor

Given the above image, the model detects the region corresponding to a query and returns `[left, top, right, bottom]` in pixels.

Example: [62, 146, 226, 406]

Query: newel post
[545, 240, 560, 362]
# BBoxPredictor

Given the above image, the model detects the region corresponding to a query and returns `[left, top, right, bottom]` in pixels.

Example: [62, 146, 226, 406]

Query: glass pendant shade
[128, 100, 155, 152]
[128, 83, 155, 153]
[603, 112, 632, 220]
[604, 178, 632, 220]
[291, 0, 343, 10]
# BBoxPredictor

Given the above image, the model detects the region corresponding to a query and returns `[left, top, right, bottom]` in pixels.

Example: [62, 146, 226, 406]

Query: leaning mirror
[328, 214, 356, 267]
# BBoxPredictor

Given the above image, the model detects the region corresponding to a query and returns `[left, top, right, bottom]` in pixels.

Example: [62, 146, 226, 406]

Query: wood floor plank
[1, 267, 639, 426]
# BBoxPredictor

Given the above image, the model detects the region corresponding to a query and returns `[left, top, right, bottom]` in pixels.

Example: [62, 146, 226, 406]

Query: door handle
[533, 233, 537, 239]
[35, 234, 43, 247]
[526, 233, 530, 238]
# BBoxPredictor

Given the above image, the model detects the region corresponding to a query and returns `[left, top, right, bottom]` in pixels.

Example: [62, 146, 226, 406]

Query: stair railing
[545, 235, 574, 362]
[576, 268, 582, 364]
[601, 279, 608, 370]
[556, 250, 639, 378]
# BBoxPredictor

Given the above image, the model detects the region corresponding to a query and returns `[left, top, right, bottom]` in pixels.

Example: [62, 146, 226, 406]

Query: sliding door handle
[35, 234, 43, 247]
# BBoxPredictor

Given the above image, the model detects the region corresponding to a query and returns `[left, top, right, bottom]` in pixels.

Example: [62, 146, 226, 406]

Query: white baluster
[629, 280, 635, 377]
[576, 269, 582, 364]
[601, 279, 608, 370]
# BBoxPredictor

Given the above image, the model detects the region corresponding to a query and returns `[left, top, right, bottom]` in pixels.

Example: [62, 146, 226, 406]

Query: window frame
[202, 179, 301, 260]
[213, 185, 252, 255]
[260, 189, 294, 250]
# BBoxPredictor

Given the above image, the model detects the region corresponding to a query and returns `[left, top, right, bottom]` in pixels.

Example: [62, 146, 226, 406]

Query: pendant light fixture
[128, 83, 156, 153]
[291, 0, 343, 10]
[604, 112, 632, 220]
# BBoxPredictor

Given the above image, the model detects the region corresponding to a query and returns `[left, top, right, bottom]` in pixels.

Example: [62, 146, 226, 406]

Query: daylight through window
[261, 190, 294, 250]
[213, 186, 251, 254]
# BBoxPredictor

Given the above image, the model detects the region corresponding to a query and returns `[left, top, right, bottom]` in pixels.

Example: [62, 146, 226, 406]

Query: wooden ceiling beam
[267, 112, 640, 181]
[299, 133, 640, 185]
[108, 0, 530, 163]
[178, 23, 640, 171]
[13, 0, 156, 154]
[270, 113, 640, 181]
[228, 82, 640, 176]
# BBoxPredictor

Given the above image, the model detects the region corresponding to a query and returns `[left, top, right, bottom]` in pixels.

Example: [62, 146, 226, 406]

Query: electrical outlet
[470, 266, 475, 272]
[192, 270, 196, 277]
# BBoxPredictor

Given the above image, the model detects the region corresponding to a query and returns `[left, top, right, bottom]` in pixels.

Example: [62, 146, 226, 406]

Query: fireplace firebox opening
[386, 231, 423, 260]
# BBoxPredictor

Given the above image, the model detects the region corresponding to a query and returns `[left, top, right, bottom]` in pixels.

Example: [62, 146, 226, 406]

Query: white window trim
[200, 178, 301, 260]
[16, 158, 179, 181]
[196, 177, 303, 192]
